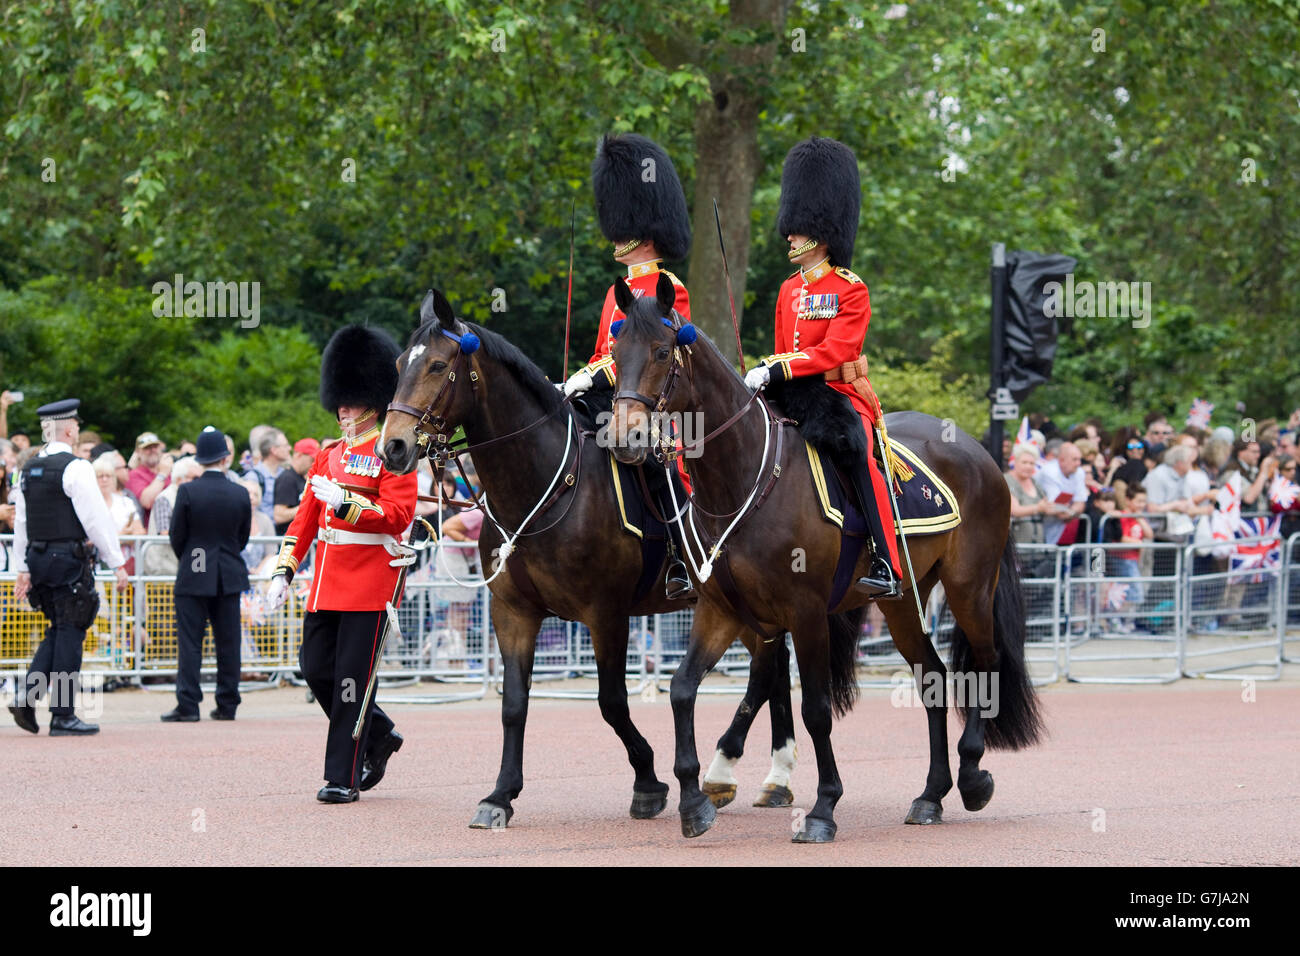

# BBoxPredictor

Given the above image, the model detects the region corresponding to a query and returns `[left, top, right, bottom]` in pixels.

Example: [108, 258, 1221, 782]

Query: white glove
[310, 474, 345, 509]
[563, 369, 594, 397]
[744, 365, 771, 391]
[267, 575, 289, 610]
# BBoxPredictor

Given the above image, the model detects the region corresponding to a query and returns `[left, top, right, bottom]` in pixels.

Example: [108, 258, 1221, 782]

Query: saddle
[766, 377, 871, 500]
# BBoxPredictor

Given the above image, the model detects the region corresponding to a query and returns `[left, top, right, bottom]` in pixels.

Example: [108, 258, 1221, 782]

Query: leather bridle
[612, 310, 770, 466]
[387, 329, 479, 463]
[611, 312, 687, 423]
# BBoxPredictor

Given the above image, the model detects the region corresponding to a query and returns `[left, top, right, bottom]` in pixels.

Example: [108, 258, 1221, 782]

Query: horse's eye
[431, 360, 447, 373]
[655, 347, 671, 362]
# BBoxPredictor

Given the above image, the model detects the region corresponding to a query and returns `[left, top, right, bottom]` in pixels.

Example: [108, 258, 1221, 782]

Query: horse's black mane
[411, 318, 562, 416]
[622, 292, 677, 338]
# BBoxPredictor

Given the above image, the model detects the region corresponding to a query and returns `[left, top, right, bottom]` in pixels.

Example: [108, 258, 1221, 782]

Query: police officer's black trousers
[299, 609, 396, 788]
[174, 592, 242, 716]
[24, 546, 93, 716]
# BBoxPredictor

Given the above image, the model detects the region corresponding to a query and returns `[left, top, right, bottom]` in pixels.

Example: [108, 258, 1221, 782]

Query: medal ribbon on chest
[798, 293, 839, 320]
[343, 452, 382, 478]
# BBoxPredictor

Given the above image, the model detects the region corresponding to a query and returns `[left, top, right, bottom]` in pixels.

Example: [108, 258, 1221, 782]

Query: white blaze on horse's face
[406, 343, 426, 366]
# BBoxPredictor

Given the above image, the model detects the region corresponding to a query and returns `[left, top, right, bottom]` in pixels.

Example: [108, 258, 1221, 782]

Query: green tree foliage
[0, 277, 334, 449]
[2, 0, 1296, 442]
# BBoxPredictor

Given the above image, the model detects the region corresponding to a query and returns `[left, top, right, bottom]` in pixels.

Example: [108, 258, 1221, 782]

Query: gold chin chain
[339, 409, 377, 442]
[787, 237, 819, 260]
[613, 238, 643, 258]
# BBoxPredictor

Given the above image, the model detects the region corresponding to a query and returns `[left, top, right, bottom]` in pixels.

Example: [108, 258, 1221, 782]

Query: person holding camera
[8, 400, 128, 736]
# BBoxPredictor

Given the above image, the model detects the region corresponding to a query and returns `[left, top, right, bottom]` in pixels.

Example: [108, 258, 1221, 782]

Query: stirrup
[854, 560, 903, 601]
[665, 560, 695, 601]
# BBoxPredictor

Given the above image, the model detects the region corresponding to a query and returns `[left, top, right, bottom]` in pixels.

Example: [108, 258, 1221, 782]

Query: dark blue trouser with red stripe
[300, 610, 395, 788]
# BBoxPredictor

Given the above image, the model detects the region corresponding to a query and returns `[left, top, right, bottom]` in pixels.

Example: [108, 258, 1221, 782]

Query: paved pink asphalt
[6, 679, 1297, 865]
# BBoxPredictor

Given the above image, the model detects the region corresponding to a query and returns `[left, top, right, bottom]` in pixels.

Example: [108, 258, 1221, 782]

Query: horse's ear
[431, 288, 457, 329]
[613, 277, 636, 315]
[419, 290, 435, 325]
[655, 272, 676, 317]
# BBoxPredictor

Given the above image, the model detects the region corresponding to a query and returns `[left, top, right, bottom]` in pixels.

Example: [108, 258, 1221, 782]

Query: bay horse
[376, 289, 795, 827]
[606, 274, 1044, 842]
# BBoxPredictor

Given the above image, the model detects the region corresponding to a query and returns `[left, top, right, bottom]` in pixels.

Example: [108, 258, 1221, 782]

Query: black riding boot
[664, 539, 694, 601]
[645, 461, 696, 601]
[847, 457, 903, 601]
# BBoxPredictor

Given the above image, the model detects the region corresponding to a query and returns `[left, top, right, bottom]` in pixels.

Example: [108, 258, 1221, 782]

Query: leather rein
[386, 329, 585, 537]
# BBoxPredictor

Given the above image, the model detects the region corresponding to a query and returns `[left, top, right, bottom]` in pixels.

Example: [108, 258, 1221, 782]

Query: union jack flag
[1205, 472, 1242, 558]
[1230, 515, 1282, 583]
[1186, 398, 1214, 429]
[1268, 475, 1298, 510]
[1016, 416, 1032, 446]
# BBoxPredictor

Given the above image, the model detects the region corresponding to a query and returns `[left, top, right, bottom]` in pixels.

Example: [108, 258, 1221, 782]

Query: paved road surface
[6, 677, 1297, 866]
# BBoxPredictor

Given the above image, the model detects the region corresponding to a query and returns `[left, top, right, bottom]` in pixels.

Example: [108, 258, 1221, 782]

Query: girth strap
[710, 549, 784, 643]
[505, 552, 556, 617]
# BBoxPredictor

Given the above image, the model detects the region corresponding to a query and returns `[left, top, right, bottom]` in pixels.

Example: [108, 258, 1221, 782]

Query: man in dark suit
[163, 426, 252, 722]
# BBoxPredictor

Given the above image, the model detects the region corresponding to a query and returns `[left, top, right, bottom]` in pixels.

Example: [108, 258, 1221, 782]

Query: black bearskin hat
[319, 325, 401, 421]
[592, 133, 692, 261]
[776, 136, 861, 267]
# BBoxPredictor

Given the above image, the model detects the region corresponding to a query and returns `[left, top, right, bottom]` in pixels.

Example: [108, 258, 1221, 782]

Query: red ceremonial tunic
[762, 259, 900, 572]
[274, 426, 418, 612]
[584, 259, 691, 386]
[765, 260, 875, 425]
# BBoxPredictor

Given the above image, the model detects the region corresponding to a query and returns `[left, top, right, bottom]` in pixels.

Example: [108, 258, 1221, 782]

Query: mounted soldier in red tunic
[745, 136, 903, 599]
[563, 132, 695, 600]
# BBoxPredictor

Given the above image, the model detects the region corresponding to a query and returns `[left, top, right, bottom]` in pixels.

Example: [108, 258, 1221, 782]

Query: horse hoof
[752, 784, 794, 808]
[792, 815, 837, 843]
[904, 798, 943, 825]
[630, 783, 670, 819]
[701, 781, 737, 808]
[680, 797, 718, 838]
[960, 771, 995, 812]
[469, 801, 513, 829]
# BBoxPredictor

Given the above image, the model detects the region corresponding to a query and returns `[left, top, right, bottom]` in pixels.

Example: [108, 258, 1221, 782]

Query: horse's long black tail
[827, 605, 866, 718]
[949, 536, 1044, 750]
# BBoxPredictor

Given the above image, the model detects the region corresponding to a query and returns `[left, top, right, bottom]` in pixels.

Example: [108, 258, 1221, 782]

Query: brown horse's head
[379, 288, 479, 474]
[607, 272, 692, 465]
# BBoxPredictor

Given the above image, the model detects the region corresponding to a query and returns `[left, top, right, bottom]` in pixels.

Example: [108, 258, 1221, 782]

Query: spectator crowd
[1, 392, 485, 580]
[997, 406, 1300, 631]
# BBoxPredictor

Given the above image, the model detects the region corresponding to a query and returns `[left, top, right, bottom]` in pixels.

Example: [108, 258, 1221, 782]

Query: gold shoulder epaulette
[663, 269, 686, 288]
[834, 267, 863, 284]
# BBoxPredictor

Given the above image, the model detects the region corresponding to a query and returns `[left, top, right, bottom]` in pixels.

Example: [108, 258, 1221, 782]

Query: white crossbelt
[316, 527, 416, 567]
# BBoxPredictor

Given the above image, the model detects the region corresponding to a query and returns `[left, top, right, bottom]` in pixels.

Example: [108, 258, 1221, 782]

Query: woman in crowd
[1005, 442, 1052, 545]
[1107, 431, 1149, 509]
[93, 451, 145, 574]
[0, 438, 16, 533]
[239, 477, 278, 573]
[1075, 438, 1105, 493]
[1270, 455, 1300, 538]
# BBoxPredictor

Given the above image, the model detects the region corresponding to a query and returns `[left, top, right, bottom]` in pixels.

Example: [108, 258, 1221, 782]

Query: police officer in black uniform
[9, 400, 129, 735]
[163, 426, 252, 722]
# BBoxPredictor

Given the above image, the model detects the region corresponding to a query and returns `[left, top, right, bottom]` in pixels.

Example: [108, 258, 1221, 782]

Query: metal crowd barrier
[0, 535, 495, 703]
[3, 529, 1297, 700]
[1286, 533, 1300, 665]
[1062, 540, 1185, 683]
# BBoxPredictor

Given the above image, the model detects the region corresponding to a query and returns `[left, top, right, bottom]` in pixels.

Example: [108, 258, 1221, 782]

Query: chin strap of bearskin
[824, 354, 914, 487]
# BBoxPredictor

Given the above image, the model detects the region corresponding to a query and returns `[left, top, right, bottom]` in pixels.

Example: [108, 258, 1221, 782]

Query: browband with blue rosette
[440, 327, 480, 353]
[610, 316, 697, 346]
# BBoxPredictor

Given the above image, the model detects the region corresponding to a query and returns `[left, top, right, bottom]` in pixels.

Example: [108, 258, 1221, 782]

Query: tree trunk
[688, 85, 762, 361]
[684, 0, 786, 364]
